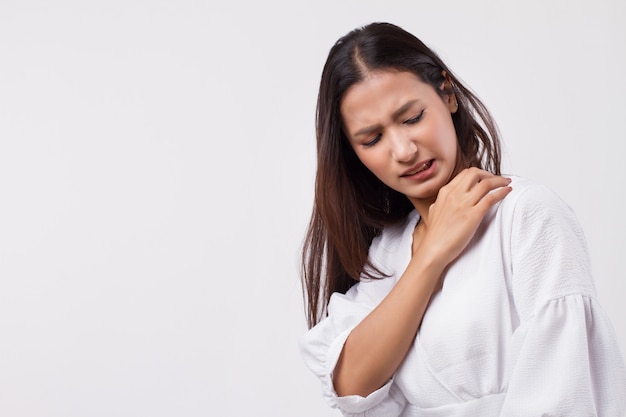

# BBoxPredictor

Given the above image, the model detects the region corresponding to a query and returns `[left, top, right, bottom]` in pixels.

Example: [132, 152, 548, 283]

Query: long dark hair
[301, 22, 502, 328]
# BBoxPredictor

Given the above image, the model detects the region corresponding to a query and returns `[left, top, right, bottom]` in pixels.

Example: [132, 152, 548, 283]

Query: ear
[440, 71, 459, 114]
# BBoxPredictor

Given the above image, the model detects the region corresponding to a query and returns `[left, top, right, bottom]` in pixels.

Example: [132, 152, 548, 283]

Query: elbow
[332, 355, 382, 398]
[333, 372, 376, 398]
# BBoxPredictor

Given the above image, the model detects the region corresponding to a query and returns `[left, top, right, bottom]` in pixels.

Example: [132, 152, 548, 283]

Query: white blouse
[300, 176, 626, 416]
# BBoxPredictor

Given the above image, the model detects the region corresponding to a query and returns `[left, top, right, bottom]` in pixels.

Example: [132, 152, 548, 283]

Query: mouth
[402, 159, 434, 177]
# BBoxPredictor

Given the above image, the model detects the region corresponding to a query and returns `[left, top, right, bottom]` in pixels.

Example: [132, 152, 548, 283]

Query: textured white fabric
[300, 177, 626, 416]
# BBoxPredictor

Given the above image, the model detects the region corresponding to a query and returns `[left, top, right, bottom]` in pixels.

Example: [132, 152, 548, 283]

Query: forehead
[340, 70, 436, 129]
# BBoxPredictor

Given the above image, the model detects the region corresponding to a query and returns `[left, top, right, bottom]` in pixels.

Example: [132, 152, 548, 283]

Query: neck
[409, 196, 435, 226]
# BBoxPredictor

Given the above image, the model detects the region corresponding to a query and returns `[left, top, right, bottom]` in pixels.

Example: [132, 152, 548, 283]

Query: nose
[389, 130, 417, 163]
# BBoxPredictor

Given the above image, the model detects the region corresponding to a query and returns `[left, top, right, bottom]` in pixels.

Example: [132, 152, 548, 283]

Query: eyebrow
[352, 100, 421, 137]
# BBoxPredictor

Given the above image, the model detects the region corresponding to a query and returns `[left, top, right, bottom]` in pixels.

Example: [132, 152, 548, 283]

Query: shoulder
[496, 175, 586, 255]
[506, 176, 567, 205]
[367, 210, 418, 263]
[347, 210, 418, 299]
[326, 213, 418, 308]
[499, 175, 577, 224]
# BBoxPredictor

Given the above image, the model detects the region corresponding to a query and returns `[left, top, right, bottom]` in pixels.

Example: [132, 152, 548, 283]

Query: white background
[0, 1, 624, 416]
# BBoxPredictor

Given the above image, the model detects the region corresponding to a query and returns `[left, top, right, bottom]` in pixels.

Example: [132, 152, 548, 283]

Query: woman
[299, 22, 626, 416]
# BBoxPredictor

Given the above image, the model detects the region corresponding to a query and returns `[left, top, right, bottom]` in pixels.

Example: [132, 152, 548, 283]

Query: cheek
[365, 152, 386, 168]
[432, 116, 458, 156]
[355, 150, 389, 178]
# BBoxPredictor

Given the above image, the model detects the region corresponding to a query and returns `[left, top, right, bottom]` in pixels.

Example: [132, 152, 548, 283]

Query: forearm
[332, 252, 444, 397]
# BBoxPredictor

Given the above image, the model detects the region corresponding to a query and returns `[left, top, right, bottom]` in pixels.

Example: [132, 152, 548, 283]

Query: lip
[401, 159, 435, 177]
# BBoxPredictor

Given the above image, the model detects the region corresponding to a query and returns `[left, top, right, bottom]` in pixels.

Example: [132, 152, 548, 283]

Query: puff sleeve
[499, 182, 626, 416]
[299, 291, 407, 416]
[299, 226, 413, 416]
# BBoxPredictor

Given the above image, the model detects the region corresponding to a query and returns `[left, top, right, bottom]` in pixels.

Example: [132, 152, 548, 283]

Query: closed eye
[364, 133, 382, 147]
[404, 110, 424, 125]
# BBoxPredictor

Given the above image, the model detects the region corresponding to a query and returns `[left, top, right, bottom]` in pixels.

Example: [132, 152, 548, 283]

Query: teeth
[409, 161, 430, 175]
[416, 162, 429, 173]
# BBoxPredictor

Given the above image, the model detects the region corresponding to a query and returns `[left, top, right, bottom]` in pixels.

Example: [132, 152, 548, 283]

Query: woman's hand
[417, 168, 512, 269]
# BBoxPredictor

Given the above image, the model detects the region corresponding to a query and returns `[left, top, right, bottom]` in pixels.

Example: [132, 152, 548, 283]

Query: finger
[455, 167, 497, 191]
[474, 183, 513, 214]
[470, 175, 512, 200]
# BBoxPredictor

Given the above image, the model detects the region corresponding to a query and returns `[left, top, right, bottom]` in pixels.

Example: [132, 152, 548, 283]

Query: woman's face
[341, 70, 459, 208]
